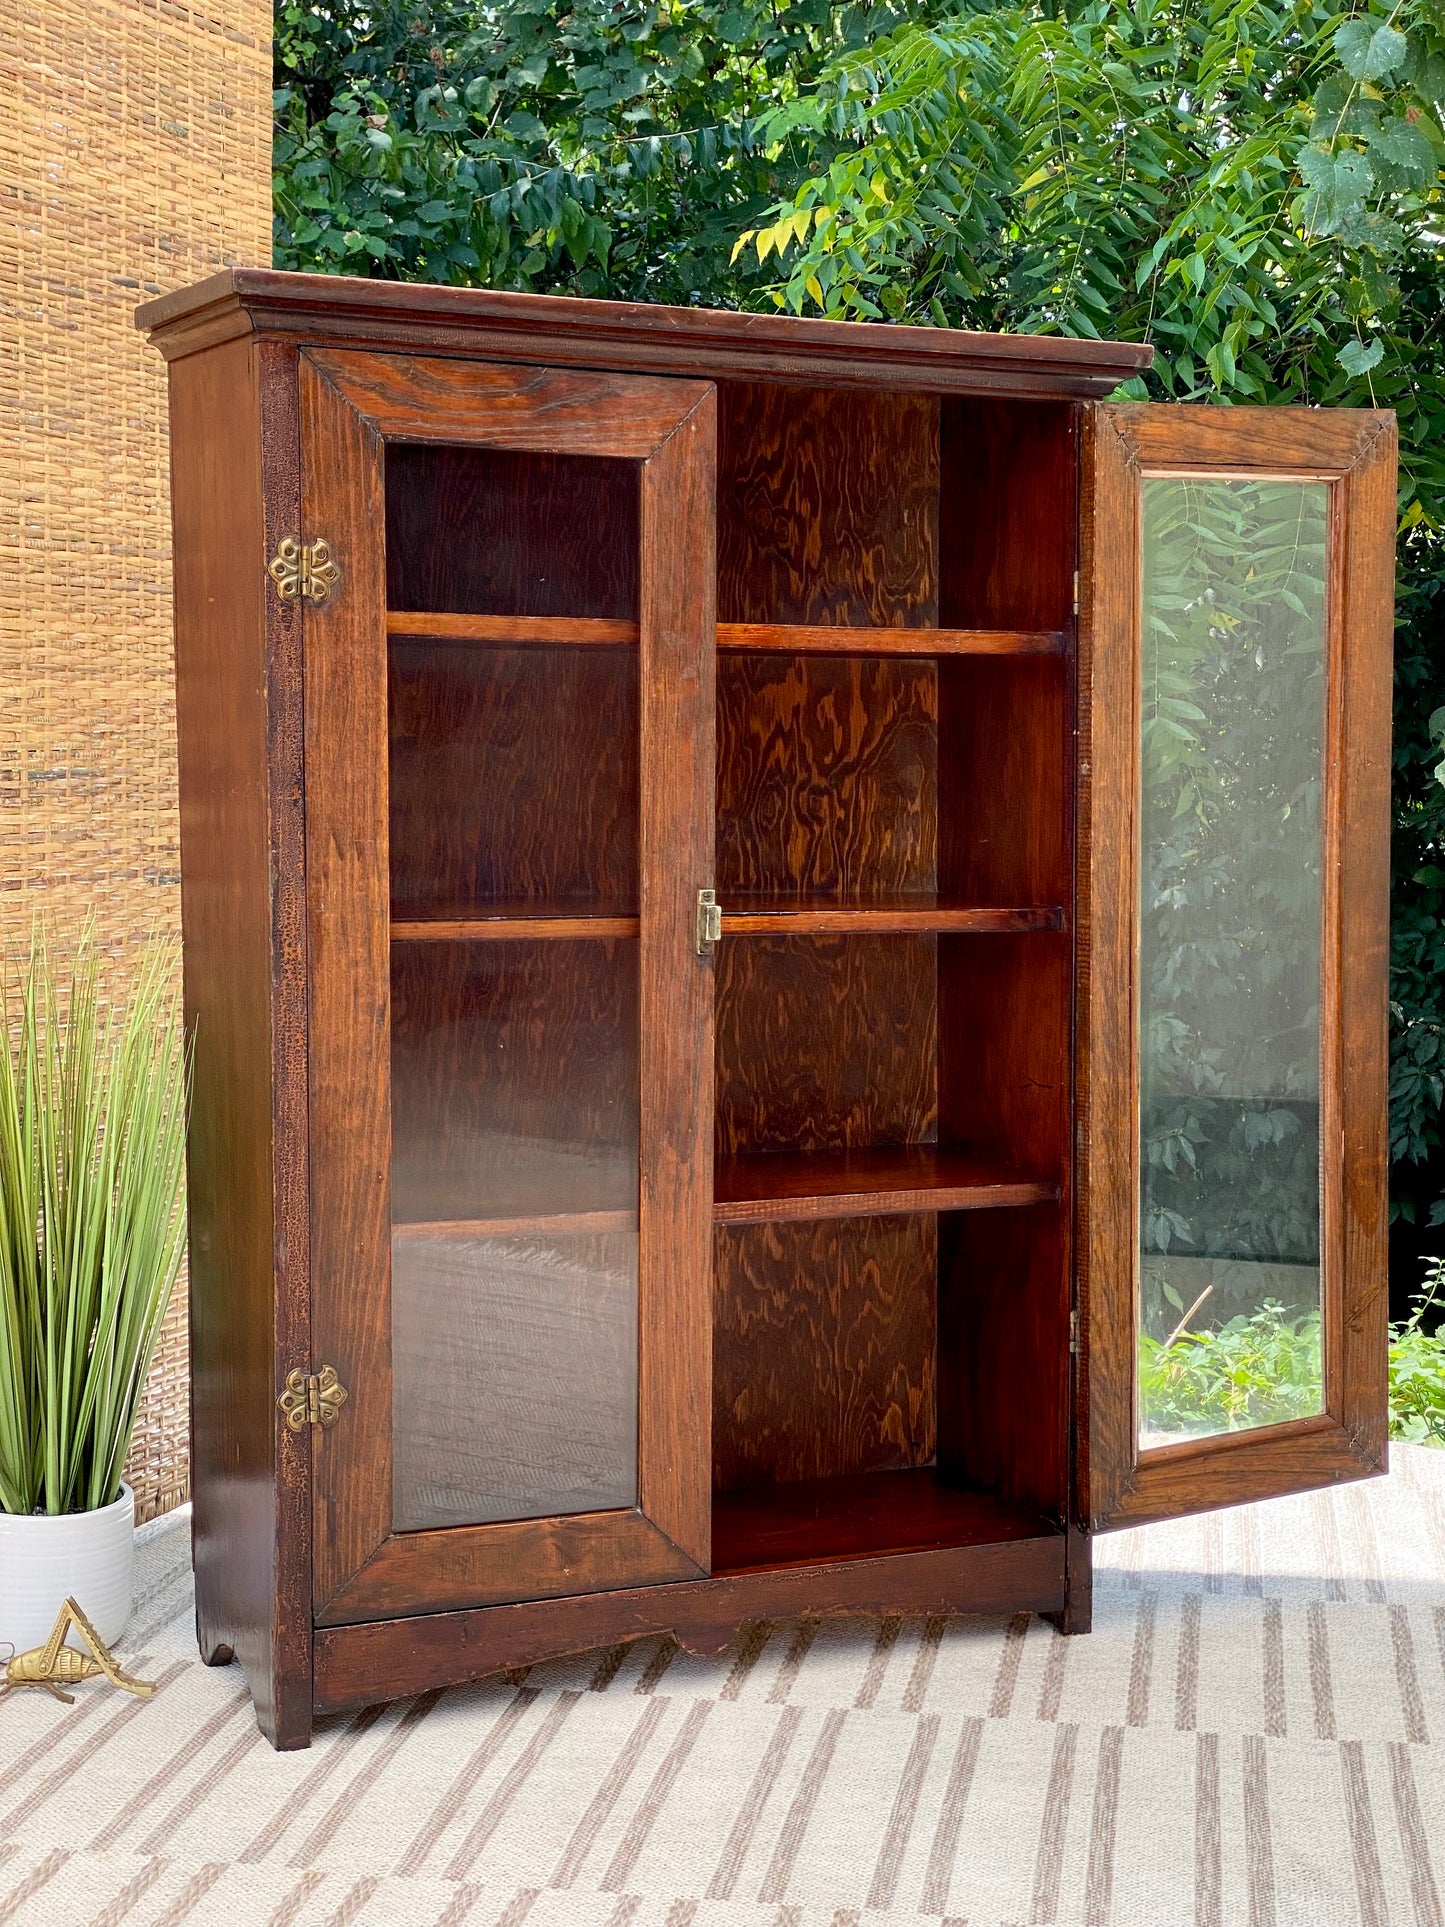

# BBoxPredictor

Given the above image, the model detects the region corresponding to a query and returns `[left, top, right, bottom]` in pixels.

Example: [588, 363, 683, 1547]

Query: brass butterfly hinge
[268, 536, 341, 604]
[279, 1365, 348, 1431]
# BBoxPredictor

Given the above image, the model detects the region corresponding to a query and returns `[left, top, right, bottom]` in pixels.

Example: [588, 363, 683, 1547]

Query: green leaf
[1339, 335, 1385, 377]
[1334, 19, 1408, 82]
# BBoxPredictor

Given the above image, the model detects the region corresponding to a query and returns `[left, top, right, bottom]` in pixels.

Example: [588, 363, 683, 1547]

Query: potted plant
[0, 928, 188, 1655]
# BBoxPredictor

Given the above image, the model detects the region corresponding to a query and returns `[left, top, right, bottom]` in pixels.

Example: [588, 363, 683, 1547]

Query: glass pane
[1137, 476, 1328, 1446]
[385, 442, 642, 1532]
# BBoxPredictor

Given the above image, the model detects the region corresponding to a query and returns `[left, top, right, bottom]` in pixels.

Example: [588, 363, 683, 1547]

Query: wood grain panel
[937, 931, 1071, 1173]
[388, 613, 638, 645]
[718, 623, 1063, 655]
[713, 1147, 1057, 1224]
[316, 1509, 695, 1624]
[714, 935, 937, 1154]
[389, 938, 638, 1228]
[938, 1204, 1069, 1519]
[389, 641, 638, 915]
[712, 1216, 937, 1489]
[170, 336, 312, 1749]
[940, 400, 1076, 631]
[307, 348, 714, 458]
[717, 383, 939, 625]
[719, 898, 1061, 936]
[300, 354, 394, 1619]
[636, 394, 717, 1574]
[717, 654, 936, 899]
[938, 657, 1069, 909]
[311, 1528, 1068, 1713]
[713, 1468, 1053, 1571]
[143, 270, 1154, 397]
[385, 445, 639, 619]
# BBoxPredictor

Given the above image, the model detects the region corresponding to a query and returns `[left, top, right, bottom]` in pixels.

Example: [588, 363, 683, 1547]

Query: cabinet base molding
[311, 1533, 1069, 1716]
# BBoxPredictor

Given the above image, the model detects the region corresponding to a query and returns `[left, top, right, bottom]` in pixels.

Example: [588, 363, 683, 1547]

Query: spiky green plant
[0, 928, 189, 1516]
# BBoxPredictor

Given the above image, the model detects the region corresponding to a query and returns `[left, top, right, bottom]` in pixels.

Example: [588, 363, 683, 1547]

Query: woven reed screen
[1, 0, 273, 1521]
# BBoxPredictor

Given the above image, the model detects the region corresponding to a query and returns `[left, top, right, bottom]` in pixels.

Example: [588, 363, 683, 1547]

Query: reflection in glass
[390, 938, 640, 1530]
[1137, 477, 1327, 1445]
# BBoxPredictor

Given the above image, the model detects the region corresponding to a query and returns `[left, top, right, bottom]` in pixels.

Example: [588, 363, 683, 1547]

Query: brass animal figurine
[0, 1597, 155, 1704]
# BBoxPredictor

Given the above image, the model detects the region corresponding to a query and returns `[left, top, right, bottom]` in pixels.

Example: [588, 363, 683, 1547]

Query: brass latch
[279, 1365, 348, 1431]
[696, 888, 722, 956]
[268, 536, 341, 604]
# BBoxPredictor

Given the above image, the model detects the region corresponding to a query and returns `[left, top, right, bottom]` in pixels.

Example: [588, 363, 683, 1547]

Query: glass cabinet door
[1082, 404, 1395, 1529]
[299, 350, 717, 1622]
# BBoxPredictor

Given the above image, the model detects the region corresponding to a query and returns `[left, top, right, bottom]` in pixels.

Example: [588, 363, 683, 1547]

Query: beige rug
[2, 1449, 1444, 1927]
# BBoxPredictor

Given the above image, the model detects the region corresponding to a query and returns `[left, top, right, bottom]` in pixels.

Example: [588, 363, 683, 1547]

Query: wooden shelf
[393, 1209, 637, 1240]
[712, 1147, 1058, 1225]
[388, 613, 1066, 657]
[720, 896, 1063, 936]
[391, 902, 638, 942]
[717, 623, 1065, 656]
[711, 1468, 1061, 1574]
[389, 612, 639, 646]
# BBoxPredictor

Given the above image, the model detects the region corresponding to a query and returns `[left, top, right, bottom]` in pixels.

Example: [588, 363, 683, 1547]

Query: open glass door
[1080, 404, 1395, 1529]
[298, 349, 716, 1622]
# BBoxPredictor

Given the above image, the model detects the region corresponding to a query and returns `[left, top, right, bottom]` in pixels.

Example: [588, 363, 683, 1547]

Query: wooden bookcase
[141, 274, 1396, 1747]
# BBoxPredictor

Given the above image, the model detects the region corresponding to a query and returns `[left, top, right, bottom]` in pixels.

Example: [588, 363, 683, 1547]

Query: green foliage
[0, 932, 190, 1516]
[1137, 1264, 1445, 1443]
[1389, 1258, 1445, 1440]
[1139, 1302, 1325, 1437]
[273, 0, 946, 300]
[275, 0, 1445, 1223]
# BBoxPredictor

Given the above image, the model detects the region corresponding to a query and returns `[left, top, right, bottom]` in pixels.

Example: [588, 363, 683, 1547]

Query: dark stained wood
[713, 1469, 1055, 1572]
[140, 268, 1153, 398]
[940, 400, 1077, 631]
[1075, 404, 1137, 1531]
[311, 1529, 1069, 1714]
[717, 384, 938, 627]
[388, 613, 639, 645]
[938, 658, 1069, 909]
[713, 1147, 1057, 1224]
[308, 348, 713, 459]
[304, 355, 715, 1630]
[389, 939, 638, 1229]
[938, 1205, 1069, 1519]
[1082, 404, 1394, 1530]
[938, 932, 1071, 1173]
[714, 936, 937, 1155]
[712, 1217, 937, 1489]
[169, 335, 313, 1749]
[718, 623, 1064, 656]
[300, 354, 394, 1620]
[717, 654, 936, 900]
[390, 641, 638, 917]
[636, 390, 718, 1574]
[391, 913, 639, 942]
[317, 1510, 696, 1625]
[385, 446, 638, 619]
[719, 898, 1062, 936]
[392, 1210, 636, 1240]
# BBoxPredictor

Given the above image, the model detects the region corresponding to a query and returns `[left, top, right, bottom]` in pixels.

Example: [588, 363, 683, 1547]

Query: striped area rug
[2, 1448, 1444, 1927]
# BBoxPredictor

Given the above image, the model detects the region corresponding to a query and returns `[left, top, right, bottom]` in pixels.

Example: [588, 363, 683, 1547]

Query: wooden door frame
[1078, 402, 1396, 1531]
[299, 349, 717, 1624]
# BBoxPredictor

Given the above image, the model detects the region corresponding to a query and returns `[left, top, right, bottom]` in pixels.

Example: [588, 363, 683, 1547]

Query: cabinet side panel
[170, 336, 310, 1745]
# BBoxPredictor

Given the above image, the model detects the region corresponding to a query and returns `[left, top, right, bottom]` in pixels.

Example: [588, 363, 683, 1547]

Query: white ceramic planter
[0, 1483, 135, 1654]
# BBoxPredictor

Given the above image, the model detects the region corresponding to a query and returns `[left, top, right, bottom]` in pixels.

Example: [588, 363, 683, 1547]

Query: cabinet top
[136, 268, 1152, 400]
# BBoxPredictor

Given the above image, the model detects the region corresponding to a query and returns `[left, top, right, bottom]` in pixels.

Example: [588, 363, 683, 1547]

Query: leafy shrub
[1138, 1265, 1445, 1445]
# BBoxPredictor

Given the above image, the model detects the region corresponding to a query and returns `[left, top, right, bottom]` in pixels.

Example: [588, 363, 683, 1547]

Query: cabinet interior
[381, 383, 1076, 1569]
